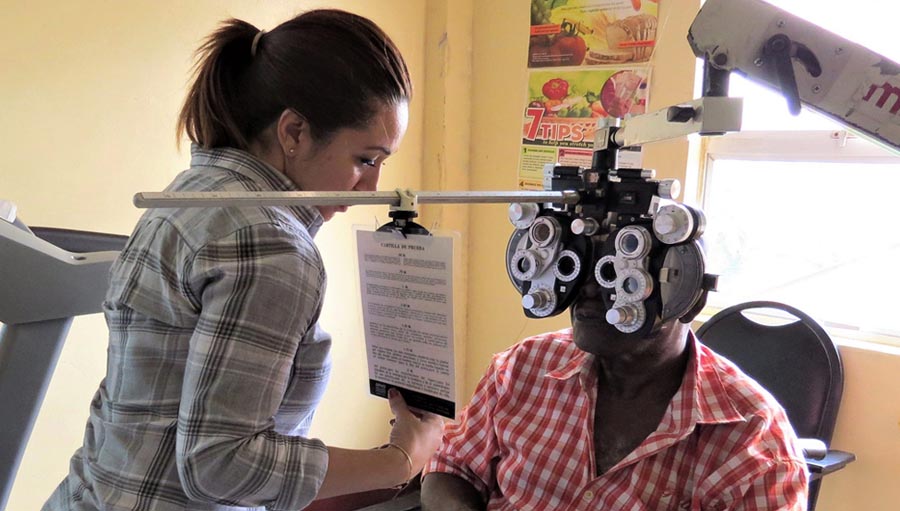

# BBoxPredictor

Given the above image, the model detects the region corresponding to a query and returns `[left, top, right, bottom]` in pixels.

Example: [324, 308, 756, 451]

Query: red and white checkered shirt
[425, 328, 808, 510]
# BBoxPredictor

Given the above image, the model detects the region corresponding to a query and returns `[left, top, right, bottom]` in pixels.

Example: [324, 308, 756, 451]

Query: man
[420, 276, 808, 510]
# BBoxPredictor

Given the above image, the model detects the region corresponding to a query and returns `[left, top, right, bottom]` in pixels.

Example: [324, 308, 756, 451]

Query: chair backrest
[695, 301, 843, 444]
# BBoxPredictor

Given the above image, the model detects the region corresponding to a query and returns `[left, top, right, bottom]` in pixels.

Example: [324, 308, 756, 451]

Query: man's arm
[421, 352, 509, 510]
[734, 460, 808, 511]
[420, 473, 485, 511]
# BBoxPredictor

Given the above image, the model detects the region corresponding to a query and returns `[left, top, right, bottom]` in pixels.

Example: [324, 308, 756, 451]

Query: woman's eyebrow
[365, 145, 392, 155]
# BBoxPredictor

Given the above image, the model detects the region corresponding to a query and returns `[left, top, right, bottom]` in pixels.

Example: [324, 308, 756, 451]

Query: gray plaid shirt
[45, 146, 332, 511]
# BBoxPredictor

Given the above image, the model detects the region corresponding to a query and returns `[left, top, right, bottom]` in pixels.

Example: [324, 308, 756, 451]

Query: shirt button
[583, 490, 595, 501]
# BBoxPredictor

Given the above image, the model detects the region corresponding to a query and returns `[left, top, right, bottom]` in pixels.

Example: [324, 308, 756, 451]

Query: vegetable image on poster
[600, 69, 646, 117]
[529, 0, 659, 68]
[522, 68, 649, 148]
[518, 67, 650, 189]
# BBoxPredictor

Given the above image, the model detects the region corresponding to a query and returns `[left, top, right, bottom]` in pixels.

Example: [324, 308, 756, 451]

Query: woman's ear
[276, 109, 309, 157]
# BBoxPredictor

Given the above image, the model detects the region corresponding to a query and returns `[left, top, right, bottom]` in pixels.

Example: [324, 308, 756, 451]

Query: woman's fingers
[388, 388, 415, 421]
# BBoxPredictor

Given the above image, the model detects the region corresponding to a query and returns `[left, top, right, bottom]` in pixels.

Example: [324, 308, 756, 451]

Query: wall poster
[520, 0, 657, 189]
[528, 0, 659, 68]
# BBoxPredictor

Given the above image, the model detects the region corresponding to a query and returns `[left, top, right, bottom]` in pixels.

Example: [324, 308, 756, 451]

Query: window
[697, 0, 900, 346]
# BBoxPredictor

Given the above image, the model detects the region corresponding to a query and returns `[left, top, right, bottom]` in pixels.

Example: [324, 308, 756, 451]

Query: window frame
[696, 128, 900, 349]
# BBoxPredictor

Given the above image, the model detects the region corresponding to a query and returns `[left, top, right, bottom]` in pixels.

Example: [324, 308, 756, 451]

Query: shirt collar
[543, 329, 744, 429]
[544, 328, 595, 386]
[189, 144, 325, 236]
[668, 331, 745, 430]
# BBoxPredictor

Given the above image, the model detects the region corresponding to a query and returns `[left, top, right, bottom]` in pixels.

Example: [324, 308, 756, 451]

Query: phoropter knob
[606, 305, 640, 326]
[522, 289, 553, 310]
[657, 179, 681, 200]
[508, 202, 539, 230]
[571, 217, 600, 236]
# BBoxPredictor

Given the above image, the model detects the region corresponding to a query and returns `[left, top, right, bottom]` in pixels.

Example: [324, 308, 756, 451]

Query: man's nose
[580, 277, 601, 299]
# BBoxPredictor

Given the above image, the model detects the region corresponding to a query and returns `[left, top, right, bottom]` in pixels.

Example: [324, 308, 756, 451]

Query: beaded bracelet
[381, 443, 413, 482]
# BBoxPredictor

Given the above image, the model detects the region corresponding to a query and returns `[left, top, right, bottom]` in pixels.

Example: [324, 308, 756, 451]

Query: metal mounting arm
[133, 190, 582, 209]
[689, 0, 900, 153]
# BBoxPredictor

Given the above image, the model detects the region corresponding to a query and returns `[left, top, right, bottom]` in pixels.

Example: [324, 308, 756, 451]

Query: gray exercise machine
[0, 205, 126, 511]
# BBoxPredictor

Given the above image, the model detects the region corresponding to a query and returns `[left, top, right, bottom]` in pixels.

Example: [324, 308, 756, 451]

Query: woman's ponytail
[177, 10, 411, 151]
[176, 19, 259, 150]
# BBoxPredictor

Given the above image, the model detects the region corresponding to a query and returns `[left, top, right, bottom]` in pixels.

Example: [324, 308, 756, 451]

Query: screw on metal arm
[702, 54, 731, 98]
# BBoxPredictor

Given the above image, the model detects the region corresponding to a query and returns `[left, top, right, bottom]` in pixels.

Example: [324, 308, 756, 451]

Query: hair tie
[250, 30, 265, 57]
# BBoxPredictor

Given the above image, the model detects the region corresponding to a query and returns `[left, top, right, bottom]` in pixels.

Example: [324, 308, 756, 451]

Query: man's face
[571, 278, 685, 357]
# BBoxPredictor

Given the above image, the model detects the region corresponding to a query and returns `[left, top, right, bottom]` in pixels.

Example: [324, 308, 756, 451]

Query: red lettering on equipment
[862, 81, 900, 114]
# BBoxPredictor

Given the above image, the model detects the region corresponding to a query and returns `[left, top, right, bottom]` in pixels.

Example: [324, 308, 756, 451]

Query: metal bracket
[390, 188, 419, 213]
[610, 96, 744, 148]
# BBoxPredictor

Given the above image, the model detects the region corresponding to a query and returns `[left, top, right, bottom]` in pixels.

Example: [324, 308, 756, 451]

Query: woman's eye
[360, 158, 377, 167]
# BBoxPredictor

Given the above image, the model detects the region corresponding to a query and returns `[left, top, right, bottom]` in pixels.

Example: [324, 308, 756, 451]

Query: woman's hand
[387, 388, 444, 479]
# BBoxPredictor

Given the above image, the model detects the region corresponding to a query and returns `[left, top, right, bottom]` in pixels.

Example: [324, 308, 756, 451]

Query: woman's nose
[354, 167, 381, 192]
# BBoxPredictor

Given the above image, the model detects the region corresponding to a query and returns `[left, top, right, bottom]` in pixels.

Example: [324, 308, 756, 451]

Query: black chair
[696, 301, 855, 510]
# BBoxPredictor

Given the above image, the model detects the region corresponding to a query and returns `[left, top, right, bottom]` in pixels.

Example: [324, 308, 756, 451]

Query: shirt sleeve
[701, 413, 810, 511]
[734, 459, 809, 511]
[175, 223, 328, 511]
[424, 356, 505, 502]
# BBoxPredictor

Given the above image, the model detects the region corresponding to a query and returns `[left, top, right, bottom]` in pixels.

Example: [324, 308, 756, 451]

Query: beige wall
[418, 0, 474, 403]
[3, 1, 899, 510]
[819, 341, 900, 510]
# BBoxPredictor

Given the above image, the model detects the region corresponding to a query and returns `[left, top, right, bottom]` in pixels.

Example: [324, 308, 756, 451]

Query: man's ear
[276, 109, 309, 156]
[680, 289, 709, 324]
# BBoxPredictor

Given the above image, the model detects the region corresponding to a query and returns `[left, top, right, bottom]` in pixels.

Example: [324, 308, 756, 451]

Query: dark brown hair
[177, 9, 411, 149]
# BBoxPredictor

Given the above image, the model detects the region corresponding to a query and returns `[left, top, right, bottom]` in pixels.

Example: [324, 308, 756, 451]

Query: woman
[45, 9, 443, 511]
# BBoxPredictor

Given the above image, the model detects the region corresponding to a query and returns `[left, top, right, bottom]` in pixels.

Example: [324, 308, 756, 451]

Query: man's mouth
[573, 302, 607, 321]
